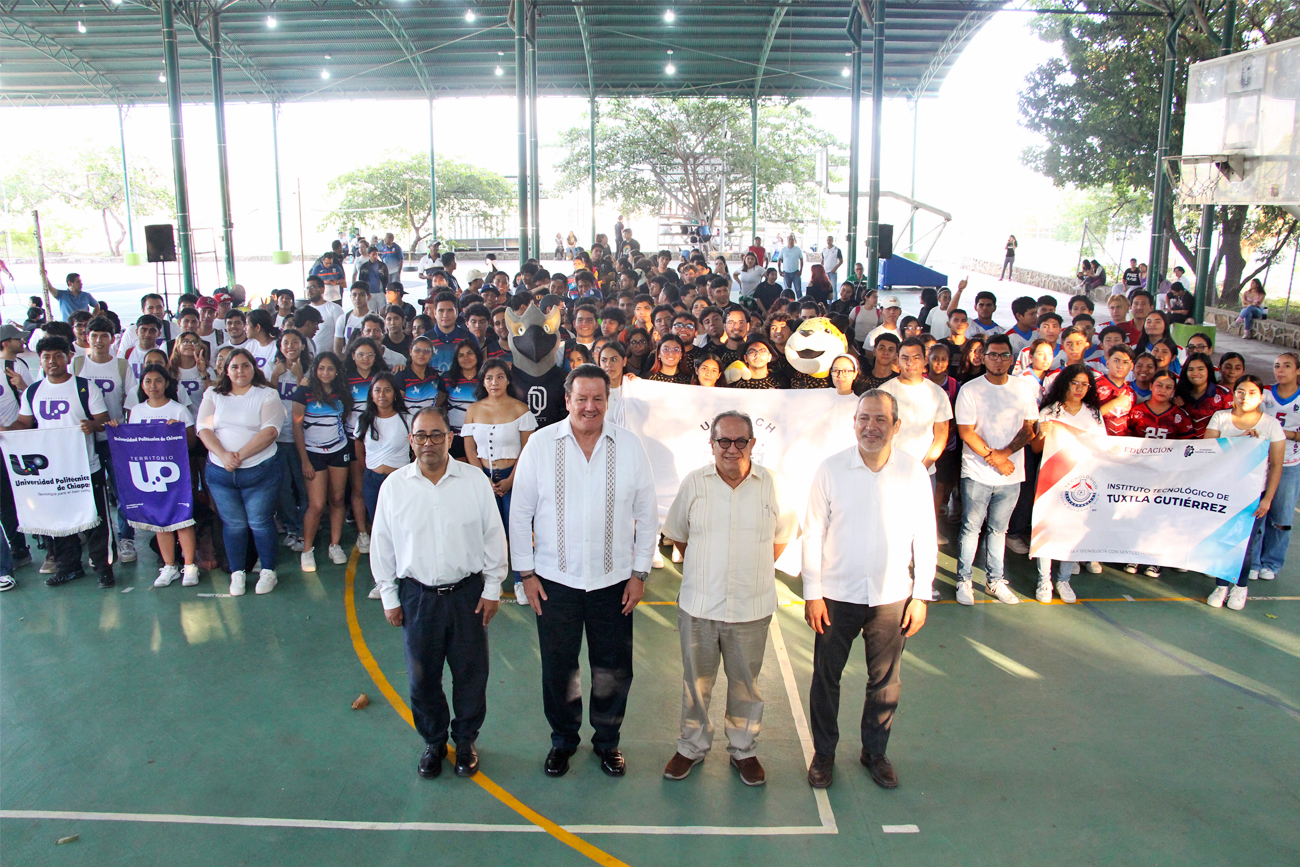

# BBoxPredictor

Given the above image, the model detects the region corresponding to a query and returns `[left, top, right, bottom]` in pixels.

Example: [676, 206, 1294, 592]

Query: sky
[2, 10, 1074, 273]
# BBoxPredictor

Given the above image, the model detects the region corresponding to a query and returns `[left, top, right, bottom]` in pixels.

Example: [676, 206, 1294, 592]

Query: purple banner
[107, 423, 194, 532]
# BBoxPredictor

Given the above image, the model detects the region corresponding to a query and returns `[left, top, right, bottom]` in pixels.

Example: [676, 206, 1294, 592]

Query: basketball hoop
[1165, 154, 1247, 205]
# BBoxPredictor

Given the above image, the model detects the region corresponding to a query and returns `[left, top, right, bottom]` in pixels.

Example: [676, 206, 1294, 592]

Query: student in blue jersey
[426, 291, 478, 375]
[294, 351, 354, 573]
[271, 330, 310, 553]
[1005, 296, 1039, 355]
[1130, 352, 1158, 402]
[1253, 353, 1300, 582]
[444, 339, 485, 460]
[342, 338, 386, 557]
[398, 336, 444, 414]
[968, 291, 1002, 336]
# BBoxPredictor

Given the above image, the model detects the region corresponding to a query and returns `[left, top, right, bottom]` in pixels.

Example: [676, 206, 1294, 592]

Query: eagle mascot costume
[504, 296, 569, 427]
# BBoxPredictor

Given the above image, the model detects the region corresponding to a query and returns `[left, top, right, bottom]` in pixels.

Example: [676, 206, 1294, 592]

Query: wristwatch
[630, 570, 649, 582]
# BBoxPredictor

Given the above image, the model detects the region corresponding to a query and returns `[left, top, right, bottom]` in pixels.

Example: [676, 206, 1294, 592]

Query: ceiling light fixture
[666, 49, 673, 55]
[664, 9, 675, 23]
[76, 20, 86, 33]
[841, 67, 850, 77]
[495, 65, 504, 76]
[159, 73, 167, 82]
[266, 15, 277, 28]
[465, 10, 476, 22]
[320, 69, 330, 79]
[665, 63, 676, 75]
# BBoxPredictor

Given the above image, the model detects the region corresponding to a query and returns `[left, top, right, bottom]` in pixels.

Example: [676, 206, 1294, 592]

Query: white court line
[2, 611, 836, 839]
[1122, 594, 1135, 602]
[882, 824, 920, 834]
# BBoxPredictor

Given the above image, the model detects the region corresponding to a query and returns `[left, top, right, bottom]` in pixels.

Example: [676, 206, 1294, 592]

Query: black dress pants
[808, 598, 907, 757]
[50, 467, 111, 579]
[535, 577, 634, 751]
[399, 575, 490, 748]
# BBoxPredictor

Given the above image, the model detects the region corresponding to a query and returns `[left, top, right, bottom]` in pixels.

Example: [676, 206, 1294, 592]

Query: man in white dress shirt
[802, 390, 935, 791]
[660, 411, 798, 787]
[511, 365, 658, 778]
[371, 406, 509, 781]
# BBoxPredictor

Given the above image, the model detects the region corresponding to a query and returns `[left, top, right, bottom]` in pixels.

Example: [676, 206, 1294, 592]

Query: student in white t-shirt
[354, 371, 411, 531]
[243, 310, 281, 373]
[1204, 374, 1287, 611]
[15, 335, 113, 587]
[112, 363, 199, 590]
[334, 282, 374, 355]
[1256, 352, 1300, 582]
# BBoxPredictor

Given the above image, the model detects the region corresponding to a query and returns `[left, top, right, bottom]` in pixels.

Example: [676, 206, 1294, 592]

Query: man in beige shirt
[660, 410, 799, 787]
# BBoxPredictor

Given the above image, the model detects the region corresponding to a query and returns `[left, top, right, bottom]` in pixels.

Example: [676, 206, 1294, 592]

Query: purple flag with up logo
[107, 424, 194, 532]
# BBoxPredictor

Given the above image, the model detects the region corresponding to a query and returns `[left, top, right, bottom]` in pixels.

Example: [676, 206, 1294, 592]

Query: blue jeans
[362, 468, 391, 525]
[205, 458, 282, 573]
[1239, 304, 1267, 333]
[958, 477, 1019, 586]
[782, 271, 802, 297]
[0, 517, 11, 576]
[483, 467, 517, 584]
[1254, 462, 1300, 573]
[275, 442, 306, 537]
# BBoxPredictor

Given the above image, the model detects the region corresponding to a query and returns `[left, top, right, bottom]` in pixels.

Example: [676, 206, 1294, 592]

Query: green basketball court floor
[3, 532, 1298, 866]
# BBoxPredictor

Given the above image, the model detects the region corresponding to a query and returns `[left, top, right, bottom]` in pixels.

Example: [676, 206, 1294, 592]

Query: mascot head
[505, 296, 565, 378]
[785, 317, 848, 378]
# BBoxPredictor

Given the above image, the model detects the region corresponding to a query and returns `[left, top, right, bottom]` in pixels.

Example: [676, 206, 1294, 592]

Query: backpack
[72, 354, 129, 384]
[24, 376, 93, 428]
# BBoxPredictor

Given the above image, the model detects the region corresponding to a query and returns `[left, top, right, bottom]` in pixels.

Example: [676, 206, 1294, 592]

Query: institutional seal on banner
[1061, 475, 1098, 509]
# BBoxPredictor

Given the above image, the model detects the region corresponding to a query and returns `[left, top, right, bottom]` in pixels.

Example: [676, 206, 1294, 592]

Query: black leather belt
[403, 573, 482, 595]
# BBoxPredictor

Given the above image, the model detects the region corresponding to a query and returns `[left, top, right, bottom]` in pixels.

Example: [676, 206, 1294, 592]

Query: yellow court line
[342, 551, 632, 867]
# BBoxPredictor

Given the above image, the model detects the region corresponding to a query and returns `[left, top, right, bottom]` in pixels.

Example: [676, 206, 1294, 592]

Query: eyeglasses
[660, 347, 683, 356]
[671, 322, 694, 330]
[1068, 380, 1090, 389]
[410, 431, 448, 444]
[831, 367, 856, 376]
[984, 351, 1013, 359]
[714, 437, 751, 450]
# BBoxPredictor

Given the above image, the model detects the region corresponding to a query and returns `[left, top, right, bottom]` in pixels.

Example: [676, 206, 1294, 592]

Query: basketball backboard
[1169, 35, 1300, 206]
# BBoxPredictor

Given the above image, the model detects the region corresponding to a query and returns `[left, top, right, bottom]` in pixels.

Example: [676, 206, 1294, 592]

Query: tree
[1018, 2, 1299, 304]
[4, 147, 172, 256]
[321, 154, 514, 250]
[554, 98, 841, 233]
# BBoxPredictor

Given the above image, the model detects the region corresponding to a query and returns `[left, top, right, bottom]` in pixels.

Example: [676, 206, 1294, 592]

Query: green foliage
[321, 153, 514, 248]
[1052, 185, 1151, 247]
[554, 98, 841, 231]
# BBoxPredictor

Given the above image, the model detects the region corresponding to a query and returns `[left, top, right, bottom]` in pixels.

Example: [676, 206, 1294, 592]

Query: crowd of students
[1, 246, 1290, 610]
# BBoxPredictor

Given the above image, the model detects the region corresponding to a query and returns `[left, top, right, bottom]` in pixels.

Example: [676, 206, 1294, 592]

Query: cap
[880, 294, 903, 309]
[466, 268, 486, 283]
[386, 284, 406, 295]
[0, 323, 24, 342]
[196, 297, 217, 310]
[212, 292, 233, 305]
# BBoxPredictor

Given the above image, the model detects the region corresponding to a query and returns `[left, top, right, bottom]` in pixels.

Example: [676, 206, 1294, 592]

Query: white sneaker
[255, 569, 277, 595]
[1056, 581, 1077, 603]
[930, 587, 942, 602]
[182, 565, 200, 586]
[1206, 586, 1228, 608]
[356, 532, 370, 554]
[1005, 536, 1030, 555]
[154, 564, 181, 588]
[230, 570, 247, 596]
[328, 544, 347, 565]
[1143, 565, 1162, 578]
[1086, 562, 1102, 574]
[987, 581, 1021, 605]
[652, 549, 665, 569]
[367, 584, 381, 600]
[515, 582, 529, 605]
[671, 546, 683, 563]
[300, 549, 316, 572]
[1259, 568, 1276, 581]
[285, 534, 304, 553]
[1247, 569, 1259, 581]
[1035, 581, 1053, 604]
[118, 539, 137, 563]
[1123, 563, 1139, 574]
[1227, 585, 1248, 610]
[956, 580, 975, 606]
[1070, 562, 1080, 576]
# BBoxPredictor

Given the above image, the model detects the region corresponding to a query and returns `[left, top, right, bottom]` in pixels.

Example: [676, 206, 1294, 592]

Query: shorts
[307, 445, 353, 472]
[934, 446, 960, 487]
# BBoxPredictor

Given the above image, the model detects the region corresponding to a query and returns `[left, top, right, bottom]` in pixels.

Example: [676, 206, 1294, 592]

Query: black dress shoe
[45, 568, 84, 587]
[807, 752, 834, 789]
[98, 573, 116, 589]
[544, 747, 575, 777]
[861, 752, 899, 789]
[417, 744, 447, 779]
[594, 747, 626, 777]
[454, 744, 479, 777]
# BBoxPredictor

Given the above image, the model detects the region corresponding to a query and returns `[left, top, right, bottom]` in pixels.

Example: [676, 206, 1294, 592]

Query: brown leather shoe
[663, 752, 703, 780]
[807, 752, 834, 789]
[730, 756, 766, 787]
[861, 752, 899, 789]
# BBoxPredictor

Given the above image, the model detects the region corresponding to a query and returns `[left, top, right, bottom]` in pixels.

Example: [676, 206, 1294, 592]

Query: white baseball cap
[880, 295, 903, 309]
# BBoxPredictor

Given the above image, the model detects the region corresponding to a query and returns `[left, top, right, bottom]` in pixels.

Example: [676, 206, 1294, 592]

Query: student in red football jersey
[1095, 344, 1137, 436]
[1174, 352, 1231, 438]
[1123, 369, 1193, 578]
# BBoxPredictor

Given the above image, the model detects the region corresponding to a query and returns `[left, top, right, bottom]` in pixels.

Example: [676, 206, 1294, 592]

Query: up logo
[8, 453, 49, 476]
[129, 460, 181, 492]
[94, 378, 116, 395]
[39, 399, 71, 421]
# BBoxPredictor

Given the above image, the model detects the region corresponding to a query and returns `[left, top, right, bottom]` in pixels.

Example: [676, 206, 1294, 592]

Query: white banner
[621, 378, 859, 574]
[0, 427, 99, 537]
[1030, 426, 1268, 579]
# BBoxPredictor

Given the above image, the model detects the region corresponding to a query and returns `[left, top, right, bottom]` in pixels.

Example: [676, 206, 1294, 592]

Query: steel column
[160, 0, 194, 294]
[210, 16, 236, 290]
[271, 102, 284, 251]
[1148, 3, 1187, 286]
[429, 98, 438, 242]
[909, 99, 918, 250]
[865, 0, 886, 295]
[514, 0, 530, 262]
[751, 97, 759, 246]
[528, 24, 541, 258]
[1193, 0, 1234, 322]
[589, 93, 597, 248]
[846, 22, 862, 278]
[117, 104, 135, 254]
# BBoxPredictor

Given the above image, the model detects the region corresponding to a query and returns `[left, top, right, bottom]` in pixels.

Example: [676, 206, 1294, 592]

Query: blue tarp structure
[879, 257, 948, 289]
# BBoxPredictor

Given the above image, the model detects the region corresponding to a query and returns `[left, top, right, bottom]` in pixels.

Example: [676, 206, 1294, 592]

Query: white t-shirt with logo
[245, 339, 279, 373]
[75, 356, 126, 424]
[128, 399, 193, 426]
[820, 246, 843, 273]
[879, 377, 955, 475]
[334, 311, 371, 347]
[1261, 386, 1300, 468]
[19, 376, 108, 472]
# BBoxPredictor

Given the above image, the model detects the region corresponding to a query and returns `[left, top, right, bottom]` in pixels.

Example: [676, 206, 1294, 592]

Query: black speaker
[145, 224, 177, 263]
[878, 223, 894, 259]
